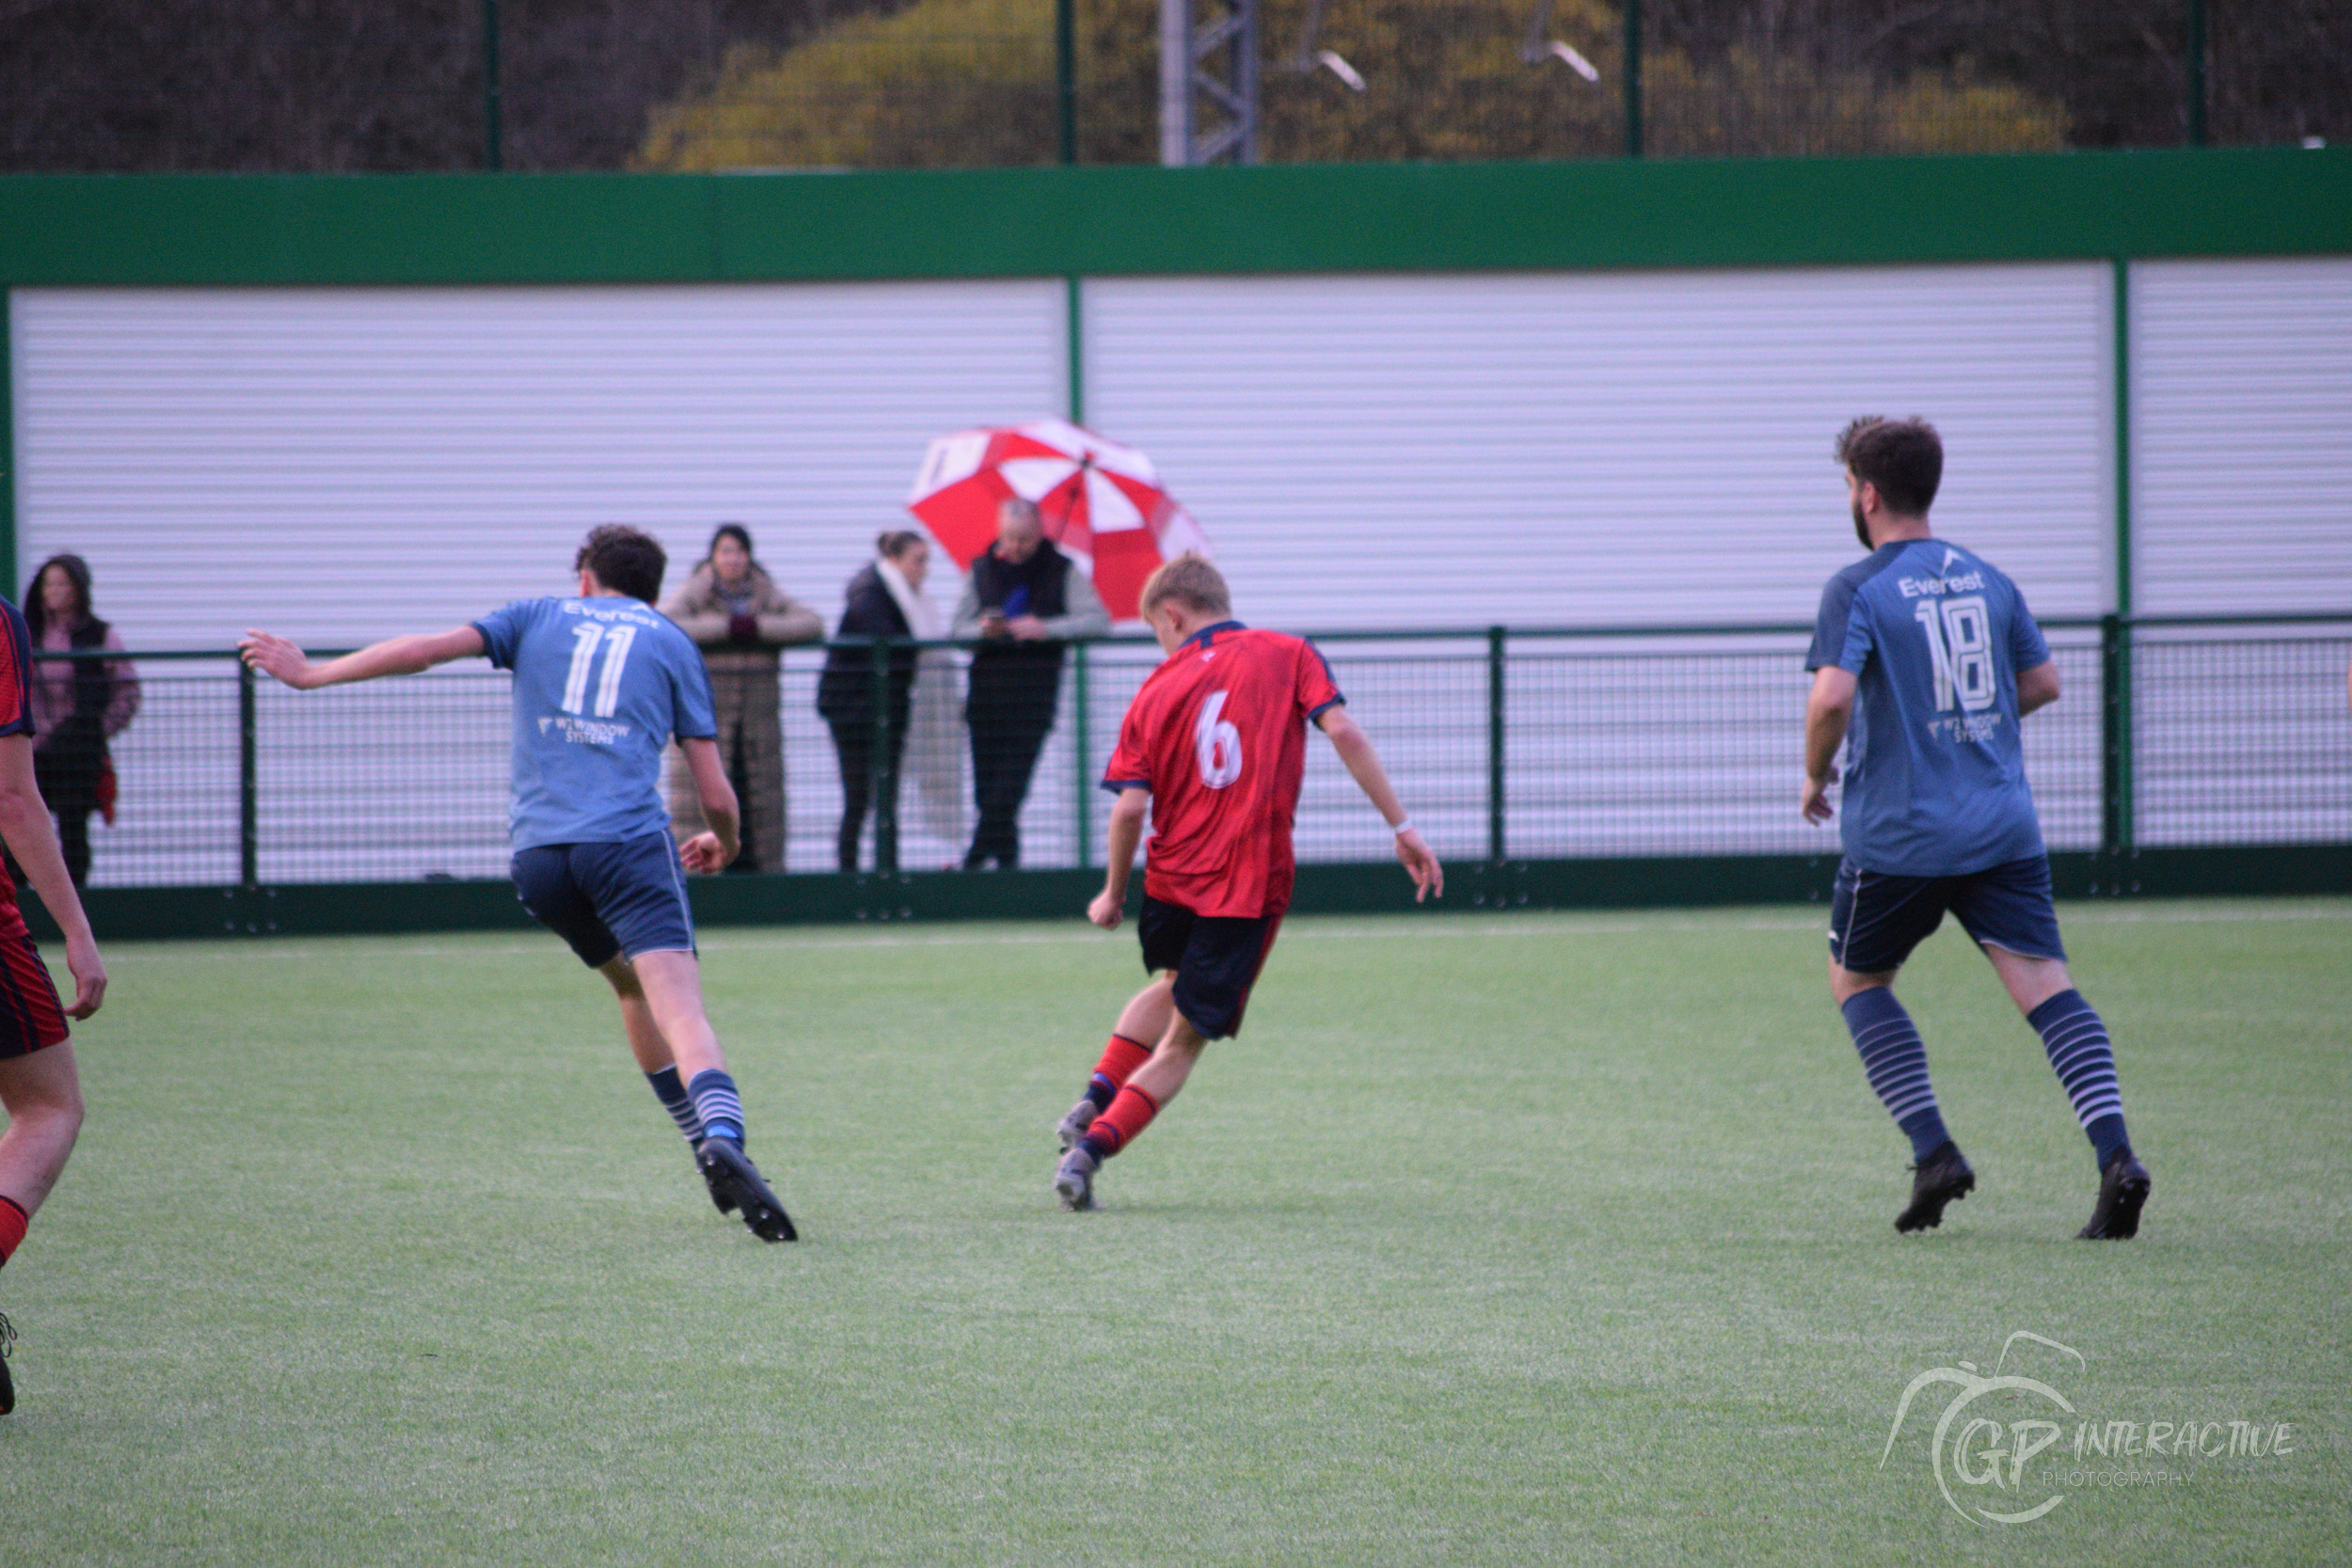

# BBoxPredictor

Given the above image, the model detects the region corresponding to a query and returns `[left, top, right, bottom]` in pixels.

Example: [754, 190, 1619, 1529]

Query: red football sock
[1092, 1034, 1154, 1091]
[0, 1196, 27, 1268]
[1081, 1085, 1161, 1159]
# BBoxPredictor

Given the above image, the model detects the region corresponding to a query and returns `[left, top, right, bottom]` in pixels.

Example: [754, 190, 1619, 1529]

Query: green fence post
[0, 293, 14, 601]
[1065, 277, 1086, 425]
[1486, 626, 1506, 865]
[482, 0, 504, 170]
[1073, 641, 1093, 869]
[238, 657, 260, 891]
[1622, 0, 1643, 157]
[1056, 0, 1077, 165]
[2104, 255, 2135, 890]
[2185, 0, 2208, 148]
[870, 640, 898, 875]
[2100, 613, 2135, 874]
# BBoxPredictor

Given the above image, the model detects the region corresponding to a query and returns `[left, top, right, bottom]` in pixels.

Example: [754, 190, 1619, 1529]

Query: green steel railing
[26, 611, 2352, 890]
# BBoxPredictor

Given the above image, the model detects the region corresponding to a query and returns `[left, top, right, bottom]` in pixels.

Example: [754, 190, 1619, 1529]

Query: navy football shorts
[1138, 895, 1285, 1040]
[1828, 854, 2067, 975]
[511, 832, 696, 969]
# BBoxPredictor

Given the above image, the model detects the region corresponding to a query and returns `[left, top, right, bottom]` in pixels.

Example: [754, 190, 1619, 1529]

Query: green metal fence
[30, 612, 2347, 893]
[7, 0, 2338, 174]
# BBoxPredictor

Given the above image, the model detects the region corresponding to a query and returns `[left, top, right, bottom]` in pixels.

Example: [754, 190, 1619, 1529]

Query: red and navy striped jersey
[0, 598, 37, 928]
[0, 597, 34, 740]
[1103, 621, 1343, 919]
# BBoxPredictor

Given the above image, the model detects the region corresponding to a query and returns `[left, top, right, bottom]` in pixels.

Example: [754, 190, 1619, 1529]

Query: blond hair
[1138, 553, 1232, 618]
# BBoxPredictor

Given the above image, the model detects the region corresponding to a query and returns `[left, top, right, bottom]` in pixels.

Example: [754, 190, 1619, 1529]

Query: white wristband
[1391, 816, 1414, 836]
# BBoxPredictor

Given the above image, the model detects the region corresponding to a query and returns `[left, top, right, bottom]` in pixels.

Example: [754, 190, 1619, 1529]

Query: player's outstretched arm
[238, 627, 486, 690]
[0, 736, 103, 1018]
[1314, 707, 1442, 902]
[1802, 666, 1857, 823]
[1089, 788, 1149, 929]
[677, 737, 741, 874]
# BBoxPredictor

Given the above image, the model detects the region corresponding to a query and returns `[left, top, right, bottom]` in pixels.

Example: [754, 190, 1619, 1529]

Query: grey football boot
[1053, 1147, 1099, 1212]
[1055, 1098, 1098, 1153]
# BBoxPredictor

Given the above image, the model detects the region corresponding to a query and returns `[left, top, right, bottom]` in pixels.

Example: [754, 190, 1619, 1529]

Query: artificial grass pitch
[3, 900, 2345, 1565]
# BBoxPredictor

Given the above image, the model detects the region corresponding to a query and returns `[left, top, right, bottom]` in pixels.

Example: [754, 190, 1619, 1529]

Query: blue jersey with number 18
[1805, 539, 2053, 878]
[471, 595, 718, 851]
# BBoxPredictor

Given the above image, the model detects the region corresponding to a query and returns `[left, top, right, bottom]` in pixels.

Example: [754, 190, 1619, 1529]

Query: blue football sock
[1084, 1073, 1120, 1113]
[687, 1069, 746, 1146]
[2028, 990, 2132, 1168]
[1841, 988, 1951, 1162]
[645, 1066, 706, 1146]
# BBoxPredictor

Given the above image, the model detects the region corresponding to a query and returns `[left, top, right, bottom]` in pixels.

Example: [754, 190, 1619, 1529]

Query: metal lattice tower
[1158, 0, 1259, 165]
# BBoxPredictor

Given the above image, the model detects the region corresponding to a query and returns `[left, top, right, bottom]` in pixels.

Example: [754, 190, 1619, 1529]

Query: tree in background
[635, 0, 2064, 169]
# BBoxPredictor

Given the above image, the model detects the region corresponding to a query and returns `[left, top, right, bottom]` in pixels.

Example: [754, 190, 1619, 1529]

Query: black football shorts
[1138, 895, 1285, 1040]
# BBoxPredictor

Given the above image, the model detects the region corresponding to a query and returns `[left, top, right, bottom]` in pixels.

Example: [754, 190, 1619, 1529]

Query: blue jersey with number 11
[1805, 539, 2052, 878]
[472, 595, 718, 850]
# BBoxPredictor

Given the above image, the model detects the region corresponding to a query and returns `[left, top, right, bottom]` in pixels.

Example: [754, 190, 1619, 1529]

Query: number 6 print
[1195, 691, 1244, 789]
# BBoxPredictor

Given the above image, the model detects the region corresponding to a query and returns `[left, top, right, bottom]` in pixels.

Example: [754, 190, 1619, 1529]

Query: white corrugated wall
[7, 261, 2344, 880]
[1082, 264, 2115, 628]
[2131, 257, 2352, 616]
[11, 282, 1064, 644]
[10, 281, 1066, 880]
[1081, 263, 2119, 863]
[2128, 256, 2352, 848]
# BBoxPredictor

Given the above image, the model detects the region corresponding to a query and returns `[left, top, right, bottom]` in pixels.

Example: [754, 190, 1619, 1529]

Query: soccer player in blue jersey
[239, 526, 794, 1242]
[1803, 418, 2152, 1240]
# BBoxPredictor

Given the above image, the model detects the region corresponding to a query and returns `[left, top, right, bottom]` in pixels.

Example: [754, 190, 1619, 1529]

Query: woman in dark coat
[24, 554, 139, 889]
[817, 531, 930, 872]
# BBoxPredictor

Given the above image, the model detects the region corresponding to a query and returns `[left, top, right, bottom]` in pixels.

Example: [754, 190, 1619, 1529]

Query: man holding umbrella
[952, 498, 1109, 870]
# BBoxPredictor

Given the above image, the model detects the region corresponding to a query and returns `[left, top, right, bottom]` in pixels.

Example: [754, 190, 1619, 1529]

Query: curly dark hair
[1836, 417, 1943, 517]
[575, 525, 668, 604]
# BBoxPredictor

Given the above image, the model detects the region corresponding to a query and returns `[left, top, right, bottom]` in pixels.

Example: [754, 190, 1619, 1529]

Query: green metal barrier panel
[17, 614, 2347, 939]
[3, 149, 2349, 289]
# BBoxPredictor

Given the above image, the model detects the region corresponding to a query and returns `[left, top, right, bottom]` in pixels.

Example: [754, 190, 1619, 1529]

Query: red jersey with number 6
[1103, 621, 1343, 919]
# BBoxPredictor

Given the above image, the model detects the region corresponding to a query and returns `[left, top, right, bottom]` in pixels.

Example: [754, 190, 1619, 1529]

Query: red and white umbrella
[906, 419, 1210, 621]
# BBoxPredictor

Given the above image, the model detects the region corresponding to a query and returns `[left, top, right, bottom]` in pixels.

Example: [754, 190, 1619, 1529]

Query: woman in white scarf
[815, 532, 965, 869]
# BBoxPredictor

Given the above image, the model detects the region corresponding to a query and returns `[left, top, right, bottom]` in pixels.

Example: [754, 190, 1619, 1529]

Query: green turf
[4, 899, 2346, 1565]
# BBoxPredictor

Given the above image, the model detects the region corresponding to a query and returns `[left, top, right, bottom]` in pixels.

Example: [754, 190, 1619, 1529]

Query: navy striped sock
[2028, 989, 2132, 1168]
[645, 1067, 706, 1146]
[1841, 988, 1950, 1161]
[687, 1069, 746, 1146]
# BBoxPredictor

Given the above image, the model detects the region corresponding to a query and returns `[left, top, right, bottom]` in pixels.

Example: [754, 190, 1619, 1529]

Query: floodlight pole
[1159, 0, 1260, 165]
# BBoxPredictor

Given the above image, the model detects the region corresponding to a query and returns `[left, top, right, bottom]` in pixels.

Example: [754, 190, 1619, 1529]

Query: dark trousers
[829, 719, 909, 873]
[33, 750, 98, 889]
[966, 713, 1053, 869]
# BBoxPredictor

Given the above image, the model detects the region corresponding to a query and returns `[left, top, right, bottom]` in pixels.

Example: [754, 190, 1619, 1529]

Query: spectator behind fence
[818, 531, 941, 871]
[660, 525, 822, 874]
[23, 555, 139, 889]
[952, 498, 1109, 870]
